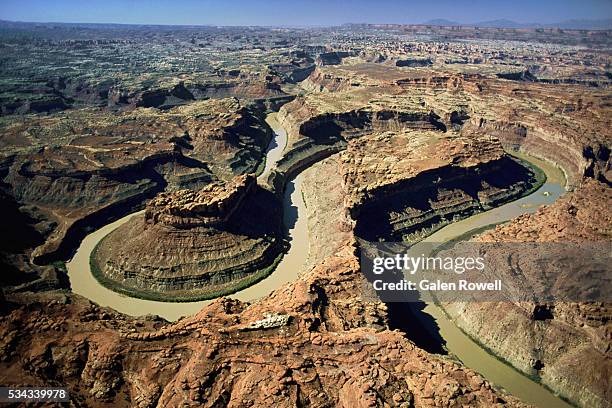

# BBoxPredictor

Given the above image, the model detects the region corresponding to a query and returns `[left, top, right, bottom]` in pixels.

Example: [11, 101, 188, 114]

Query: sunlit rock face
[94, 174, 283, 299]
[144, 174, 256, 228]
[0, 22, 610, 408]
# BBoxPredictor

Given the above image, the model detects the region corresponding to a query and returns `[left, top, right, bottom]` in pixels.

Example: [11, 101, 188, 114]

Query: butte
[91, 174, 284, 301]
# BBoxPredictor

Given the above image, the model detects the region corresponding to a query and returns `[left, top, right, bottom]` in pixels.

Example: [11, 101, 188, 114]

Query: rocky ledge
[0, 264, 529, 408]
[0, 98, 272, 270]
[439, 179, 611, 408]
[92, 174, 283, 301]
[344, 131, 540, 243]
[144, 174, 255, 228]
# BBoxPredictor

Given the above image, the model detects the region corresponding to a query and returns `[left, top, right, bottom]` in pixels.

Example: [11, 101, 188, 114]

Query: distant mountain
[422, 18, 612, 30]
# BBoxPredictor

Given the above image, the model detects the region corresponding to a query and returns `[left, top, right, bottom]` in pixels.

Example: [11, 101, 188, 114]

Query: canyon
[0, 21, 610, 408]
[439, 179, 612, 408]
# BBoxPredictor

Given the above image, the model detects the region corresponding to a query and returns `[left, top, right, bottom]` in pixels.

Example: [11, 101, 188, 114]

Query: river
[66, 112, 308, 321]
[67, 114, 569, 407]
[405, 152, 571, 408]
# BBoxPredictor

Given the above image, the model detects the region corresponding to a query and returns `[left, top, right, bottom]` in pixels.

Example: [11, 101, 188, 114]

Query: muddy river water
[408, 153, 571, 408]
[67, 115, 569, 407]
[66, 113, 306, 320]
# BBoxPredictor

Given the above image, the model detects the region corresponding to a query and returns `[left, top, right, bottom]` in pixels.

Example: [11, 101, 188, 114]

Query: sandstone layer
[344, 133, 539, 242]
[0, 66, 543, 408]
[275, 60, 610, 406]
[1, 23, 610, 408]
[300, 63, 610, 189]
[0, 143, 534, 406]
[439, 179, 611, 408]
[0, 98, 271, 269]
[93, 175, 283, 300]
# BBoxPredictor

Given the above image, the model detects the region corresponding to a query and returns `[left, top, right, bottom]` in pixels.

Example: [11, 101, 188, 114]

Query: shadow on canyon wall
[387, 299, 448, 355]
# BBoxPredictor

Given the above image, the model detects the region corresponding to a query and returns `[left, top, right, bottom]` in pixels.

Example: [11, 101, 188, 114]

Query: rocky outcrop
[301, 65, 610, 192]
[0, 245, 529, 408]
[144, 175, 255, 228]
[1, 24, 611, 408]
[342, 132, 539, 242]
[496, 70, 538, 82]
[303, 65, 484, 95]
[465, 119, 588, 189]
[185, 80, 286, 102]
[0, 98, 271, 269]
[440, 179, 611, 408]
[93, 175, 283, 300]
[268, 56, 316, 83]
[396, 58, 433, 68]
[107, 77, 287, 109]
[315, 51, 354, 66]
[290, 62, 610, 407]
[0, 95, 70, 115]
[297, 109, 445, 141]
[0, 123, 534, 406]
[265, 90, 448, 195]
[461, 79, 611, 189]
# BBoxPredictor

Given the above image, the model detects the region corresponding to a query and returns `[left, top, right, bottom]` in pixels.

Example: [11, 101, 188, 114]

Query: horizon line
[1, 18, 612, 31]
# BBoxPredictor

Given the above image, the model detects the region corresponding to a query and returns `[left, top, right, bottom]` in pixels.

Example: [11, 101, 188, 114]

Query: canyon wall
[440, 179, 611, 408]
[92, 176, 284, 300]
[0, 99, 272, 268]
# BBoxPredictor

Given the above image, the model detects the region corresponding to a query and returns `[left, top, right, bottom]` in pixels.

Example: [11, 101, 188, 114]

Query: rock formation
[344, 133, 539, 242]
[0, 98, 271, 267]
[273, 58, 610, 406]
[92, 175, 283, 300]
[0, 22, 610, 408]
[439, 179, 612, 408]
[144, 174, 255, 228]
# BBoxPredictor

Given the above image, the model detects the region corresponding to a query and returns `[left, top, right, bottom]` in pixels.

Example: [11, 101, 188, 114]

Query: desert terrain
[0, 20, 610, 407]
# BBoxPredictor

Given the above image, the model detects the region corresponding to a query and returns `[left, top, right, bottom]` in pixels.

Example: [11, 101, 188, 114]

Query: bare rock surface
[440, 179, 611, 408]
[93, 174, 283, 300]
[0, 253, 530, 408]
[1, 24, 610, 408]
[1, 98, 271, 267]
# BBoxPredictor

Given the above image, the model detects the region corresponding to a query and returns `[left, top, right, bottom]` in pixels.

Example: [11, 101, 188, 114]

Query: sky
[1, 0, 611, 27]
